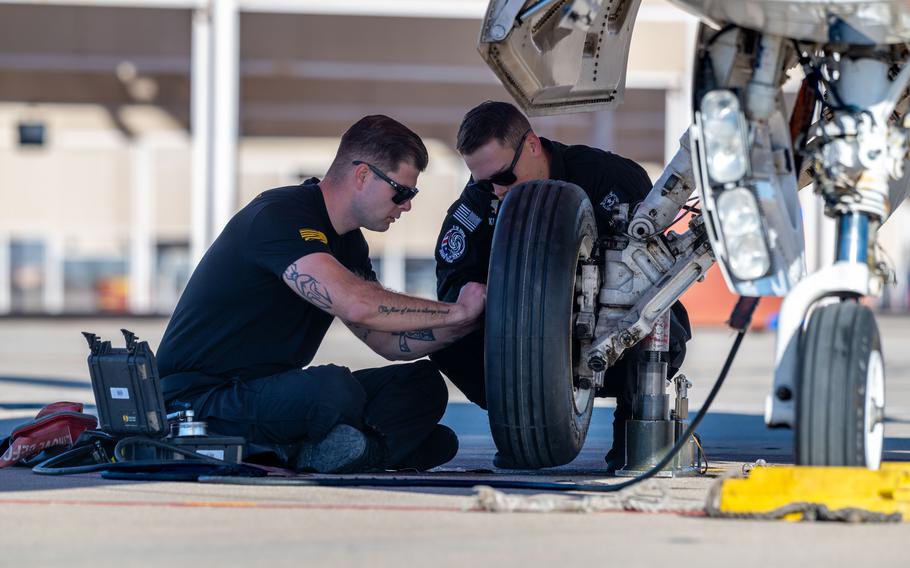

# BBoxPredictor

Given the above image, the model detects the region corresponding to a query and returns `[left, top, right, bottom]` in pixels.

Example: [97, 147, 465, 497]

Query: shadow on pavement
[441, 403, 796, 472]
[0, 376, 91, 390]
[4, 402, 910, 495]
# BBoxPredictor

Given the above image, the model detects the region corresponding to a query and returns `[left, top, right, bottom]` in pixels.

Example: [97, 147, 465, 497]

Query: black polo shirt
[435, 137, 652, 302]
[157, 179, 375, 388]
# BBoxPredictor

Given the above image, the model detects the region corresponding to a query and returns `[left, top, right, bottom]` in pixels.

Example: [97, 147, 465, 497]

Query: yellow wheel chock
[710, 463, 910, 522]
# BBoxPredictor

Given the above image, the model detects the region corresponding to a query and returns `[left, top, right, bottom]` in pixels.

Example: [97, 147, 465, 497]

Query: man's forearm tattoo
[393, 329, 436, 353]
[378, 305, 451, 317]
[284, 266, 332, 310]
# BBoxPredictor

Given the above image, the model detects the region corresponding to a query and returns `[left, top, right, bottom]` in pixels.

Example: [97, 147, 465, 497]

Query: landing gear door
[479, 0, 643, 116]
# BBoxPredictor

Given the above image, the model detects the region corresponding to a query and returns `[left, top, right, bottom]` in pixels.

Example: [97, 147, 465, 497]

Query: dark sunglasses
[469, 129, 532, 193]
[352, 160, 420, 204]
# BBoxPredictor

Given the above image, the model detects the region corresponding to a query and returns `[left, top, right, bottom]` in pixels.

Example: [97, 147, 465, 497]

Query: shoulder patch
[452, 203, 481, 232]
[439, 225, 467, 263]
[600, 191, 619, 211]
[299, 228, 328, 244]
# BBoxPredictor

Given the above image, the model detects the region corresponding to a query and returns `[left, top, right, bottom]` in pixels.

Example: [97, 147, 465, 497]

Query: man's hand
[456, 282, 486, 322]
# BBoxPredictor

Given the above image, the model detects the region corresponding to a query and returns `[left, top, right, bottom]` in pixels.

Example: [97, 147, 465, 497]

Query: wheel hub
[571, 236, 597, 415]
[865, 349, 885, 470]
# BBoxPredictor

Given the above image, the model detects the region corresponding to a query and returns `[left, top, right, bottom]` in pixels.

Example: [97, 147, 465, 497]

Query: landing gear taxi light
[700, 89, 749, 184]
[716, 187, 771, 280]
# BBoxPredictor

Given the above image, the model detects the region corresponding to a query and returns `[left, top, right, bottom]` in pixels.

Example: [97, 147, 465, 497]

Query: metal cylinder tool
[636, 311, 671, 421]
[167, 409, 209, 437]
[616, 310, 700, 477]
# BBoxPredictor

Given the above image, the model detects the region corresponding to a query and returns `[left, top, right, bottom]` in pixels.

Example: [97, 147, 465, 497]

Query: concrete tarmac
[2, 316, 910, 567]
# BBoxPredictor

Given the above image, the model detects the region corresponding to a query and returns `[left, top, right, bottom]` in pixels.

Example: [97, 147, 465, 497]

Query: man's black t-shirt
[435, 137, 652, 302]
[157, 179, 375, 391]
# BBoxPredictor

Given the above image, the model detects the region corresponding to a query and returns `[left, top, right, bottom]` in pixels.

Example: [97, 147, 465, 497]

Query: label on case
[110, 387, 130, 400]
[197, 449, 224, 460]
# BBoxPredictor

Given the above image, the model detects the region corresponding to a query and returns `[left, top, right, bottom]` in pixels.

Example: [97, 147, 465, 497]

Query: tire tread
[486, 180, 596, 468]
[797, 302, 880, 467]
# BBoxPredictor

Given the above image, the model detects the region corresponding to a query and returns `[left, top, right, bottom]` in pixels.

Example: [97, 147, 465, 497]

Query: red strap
[35, 401, 84, 419]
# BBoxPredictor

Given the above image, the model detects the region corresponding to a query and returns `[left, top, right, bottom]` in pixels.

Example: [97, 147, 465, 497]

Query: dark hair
[456, 101, 532, 156]
[329, 115, 428, 176]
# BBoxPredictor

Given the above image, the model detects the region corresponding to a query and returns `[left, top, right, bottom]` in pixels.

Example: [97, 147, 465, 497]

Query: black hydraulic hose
[205, 298, 760, 493]
[214, 334, 745, 492]
[37, 297, 759, 493]
[31, 447, 196, 476]
[113, 436, 227, 466]
[31, 444, 115, 476]
[32, 435, 230, 475]
[44, 324, 742, 487]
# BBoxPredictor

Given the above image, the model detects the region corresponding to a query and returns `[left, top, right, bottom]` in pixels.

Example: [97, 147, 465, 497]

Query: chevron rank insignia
[298, 229, 328, 244]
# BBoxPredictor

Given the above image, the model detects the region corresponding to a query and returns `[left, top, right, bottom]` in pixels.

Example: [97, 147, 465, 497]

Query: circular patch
[439, 225, 467, 263]
[600, 190, 619, 210]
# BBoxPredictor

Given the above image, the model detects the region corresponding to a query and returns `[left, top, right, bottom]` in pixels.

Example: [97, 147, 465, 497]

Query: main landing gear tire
[796, 301, 885, 469]
[485, 180, 598, 469]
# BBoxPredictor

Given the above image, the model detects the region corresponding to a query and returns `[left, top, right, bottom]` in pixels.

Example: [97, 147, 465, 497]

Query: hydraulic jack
[616, 310, 701, 477]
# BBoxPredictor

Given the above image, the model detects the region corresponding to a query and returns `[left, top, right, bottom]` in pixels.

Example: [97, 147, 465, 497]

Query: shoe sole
[296, 424, 368, 474]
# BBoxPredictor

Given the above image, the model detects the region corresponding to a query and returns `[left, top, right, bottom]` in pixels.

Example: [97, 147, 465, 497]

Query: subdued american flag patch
[452, 204, 481, 232]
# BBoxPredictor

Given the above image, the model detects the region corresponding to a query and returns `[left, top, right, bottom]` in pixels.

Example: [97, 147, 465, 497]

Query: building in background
[0, 0, 907, 317]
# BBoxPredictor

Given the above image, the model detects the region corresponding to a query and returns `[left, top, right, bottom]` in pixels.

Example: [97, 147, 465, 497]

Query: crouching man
[157, 115, 486, 473]
[430, 101, 690, 471]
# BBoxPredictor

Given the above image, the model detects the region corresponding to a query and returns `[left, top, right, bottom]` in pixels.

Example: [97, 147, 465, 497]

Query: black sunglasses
[469, 129, 532, 193]
[352, 160, 420, 204]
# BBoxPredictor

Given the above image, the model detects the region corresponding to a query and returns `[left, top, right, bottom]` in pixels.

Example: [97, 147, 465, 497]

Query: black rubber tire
[796, 301, 884, 467]
[485, 179, 597, 469]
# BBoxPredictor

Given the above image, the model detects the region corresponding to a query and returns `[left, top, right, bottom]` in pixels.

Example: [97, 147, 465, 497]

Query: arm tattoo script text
[378, 305, 451, 316]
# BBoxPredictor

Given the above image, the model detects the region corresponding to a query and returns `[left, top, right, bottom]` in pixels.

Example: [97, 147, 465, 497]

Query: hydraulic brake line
[203, 297, 761, 493]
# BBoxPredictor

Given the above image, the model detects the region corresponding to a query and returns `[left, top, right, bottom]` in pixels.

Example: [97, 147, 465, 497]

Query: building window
[10, 240, 45, 313]
[64, 258, 128, 313]
[155, 243, 191, 313]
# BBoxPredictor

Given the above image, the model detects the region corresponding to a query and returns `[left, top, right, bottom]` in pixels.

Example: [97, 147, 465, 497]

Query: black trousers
[165, 360, 447, 467]
[429, 303, 690, 444]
